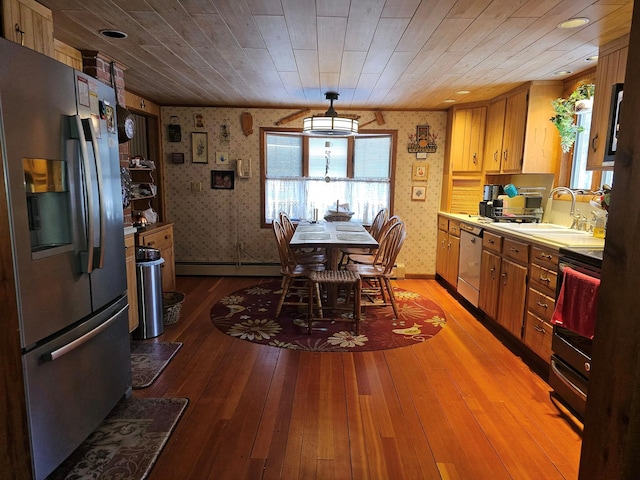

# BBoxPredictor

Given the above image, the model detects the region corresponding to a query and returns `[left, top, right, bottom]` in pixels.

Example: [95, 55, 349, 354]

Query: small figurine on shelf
[133, 211, 148, 228]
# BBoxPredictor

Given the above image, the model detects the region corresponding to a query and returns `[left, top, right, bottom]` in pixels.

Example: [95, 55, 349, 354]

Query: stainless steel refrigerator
[0, 39, 131, 479]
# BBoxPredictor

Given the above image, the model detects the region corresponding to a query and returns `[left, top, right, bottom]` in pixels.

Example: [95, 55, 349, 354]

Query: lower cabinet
[436, 216, 461, 287]
[496, 257, 528, 337]
[479, 249, 500, 318]
[125, 232, 139, 333]
[136, 223, 176, 292]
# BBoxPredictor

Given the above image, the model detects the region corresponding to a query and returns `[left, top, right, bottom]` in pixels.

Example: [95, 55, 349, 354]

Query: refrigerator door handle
[41, 304, 128, 361]
[73, 115, 95, 274]
[82, 118, 106, 269]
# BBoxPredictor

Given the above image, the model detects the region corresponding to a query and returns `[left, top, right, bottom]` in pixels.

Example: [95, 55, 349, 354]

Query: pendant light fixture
[303, 92, 358, 136]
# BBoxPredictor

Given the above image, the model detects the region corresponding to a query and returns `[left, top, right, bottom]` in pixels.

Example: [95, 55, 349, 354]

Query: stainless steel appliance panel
[0, 40, 93, 347]
[22, 296, 130, 480]
[457, 226, 483, 307]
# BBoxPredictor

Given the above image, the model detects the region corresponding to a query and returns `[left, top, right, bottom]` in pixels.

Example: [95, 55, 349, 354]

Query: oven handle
[551, 359, 587, 402]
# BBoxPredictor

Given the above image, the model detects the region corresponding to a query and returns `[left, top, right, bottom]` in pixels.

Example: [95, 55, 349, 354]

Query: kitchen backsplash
[159, 106, 447, 276]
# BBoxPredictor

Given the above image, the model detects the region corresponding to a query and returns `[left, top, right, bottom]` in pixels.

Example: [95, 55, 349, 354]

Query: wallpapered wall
[159, 106, 447, 277]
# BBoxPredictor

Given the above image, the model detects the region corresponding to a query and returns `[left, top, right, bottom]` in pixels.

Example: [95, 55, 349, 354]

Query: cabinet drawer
[438, 216, 449, 231]
[524, 312, 553, 363]
[502, 237, 529, 264]
[531, 246, 559, 270]
[483, 231, 502, 254]
[139, 227, 173, 251]
[448, 220, 460, 236]
[530, 264, 558, 296]
[527, 287, 556, 322]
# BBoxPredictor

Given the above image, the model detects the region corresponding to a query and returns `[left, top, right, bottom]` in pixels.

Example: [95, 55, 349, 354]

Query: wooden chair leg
[383, 277, 399, 319]
[275, 276, 291, 318]
[354, 277, 362, 335]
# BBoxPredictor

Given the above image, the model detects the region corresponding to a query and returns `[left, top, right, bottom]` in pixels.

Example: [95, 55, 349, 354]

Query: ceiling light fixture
[99, 29, 128, 39]
[443, 99, 456, 103]
[585, 55, 599, 62]
[558, 17, 590, 29]
[455, 90, 471, 95]
[553, 70, 572, 76]
[303, 92, 358, 136]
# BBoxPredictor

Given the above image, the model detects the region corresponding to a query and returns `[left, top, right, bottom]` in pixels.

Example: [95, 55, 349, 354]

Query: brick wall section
[81, 50, 132, 225]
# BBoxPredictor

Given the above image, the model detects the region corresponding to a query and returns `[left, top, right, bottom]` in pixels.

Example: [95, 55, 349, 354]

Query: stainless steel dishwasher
[457, 223, 484, 307]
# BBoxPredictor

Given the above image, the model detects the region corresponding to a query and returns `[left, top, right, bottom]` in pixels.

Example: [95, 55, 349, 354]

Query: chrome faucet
[548, 187, 580, 229]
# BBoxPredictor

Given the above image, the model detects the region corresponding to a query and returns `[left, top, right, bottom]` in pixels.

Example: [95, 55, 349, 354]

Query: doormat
[210, 280, 447, 352]
[131, 341, 182, 389]
[48, 397, 188, 480]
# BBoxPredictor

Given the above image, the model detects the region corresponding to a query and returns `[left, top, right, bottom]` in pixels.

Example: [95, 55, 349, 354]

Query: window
[262, 131, 395, 225]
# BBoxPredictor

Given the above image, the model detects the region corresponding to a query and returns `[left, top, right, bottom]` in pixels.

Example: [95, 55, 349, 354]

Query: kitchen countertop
[438, 212, 606, 250]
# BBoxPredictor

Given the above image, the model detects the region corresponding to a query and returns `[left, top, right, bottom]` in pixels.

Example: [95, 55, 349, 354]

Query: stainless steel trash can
[133, 247, 165, 340]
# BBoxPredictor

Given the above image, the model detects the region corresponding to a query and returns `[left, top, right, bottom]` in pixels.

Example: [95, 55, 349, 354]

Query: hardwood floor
[134, 276, 582, 479]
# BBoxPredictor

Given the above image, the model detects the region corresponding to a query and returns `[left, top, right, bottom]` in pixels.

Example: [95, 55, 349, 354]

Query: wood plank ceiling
[37, 0, 633, 110]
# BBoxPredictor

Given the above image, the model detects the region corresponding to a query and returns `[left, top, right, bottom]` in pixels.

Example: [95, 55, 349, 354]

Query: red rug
[210, 280, 447, 352]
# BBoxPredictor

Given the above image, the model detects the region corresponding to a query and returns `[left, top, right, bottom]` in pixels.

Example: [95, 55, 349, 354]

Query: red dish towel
[551, 266, 600, 339]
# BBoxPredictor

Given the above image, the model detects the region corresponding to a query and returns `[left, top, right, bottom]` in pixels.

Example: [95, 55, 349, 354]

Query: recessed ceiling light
[552, 70, 572, 76]
[558, 17, 590, 29]
[455, 90, 471, 95]
[443, 99, 456, 103]
[99, 29, 128, 39]
[585, 55, 599, 62]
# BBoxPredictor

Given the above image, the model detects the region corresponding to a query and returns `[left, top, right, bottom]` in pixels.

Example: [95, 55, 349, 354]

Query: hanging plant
[550, 84, 595, 153]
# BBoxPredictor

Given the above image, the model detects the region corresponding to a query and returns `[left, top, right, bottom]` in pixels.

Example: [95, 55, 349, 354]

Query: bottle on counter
[593, 212, 606, 238]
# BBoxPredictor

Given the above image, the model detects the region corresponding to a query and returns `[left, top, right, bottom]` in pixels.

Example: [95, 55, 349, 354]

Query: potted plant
[550, 84, 595, 153]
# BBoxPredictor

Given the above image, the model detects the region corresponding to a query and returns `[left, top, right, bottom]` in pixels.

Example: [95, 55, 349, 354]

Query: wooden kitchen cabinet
[524, 245, 559, 363]
[436, 216, 460, 287]
[586, 35, 628, 171]
[124, 232, 139, 333]
[2, 0, 54, 57]
[479, 235, 529, 339]
[136, 223, 176, 292]
[483, 81, 563, 175]
[449, 105, 487, 173]
[479, 249, 501, 319]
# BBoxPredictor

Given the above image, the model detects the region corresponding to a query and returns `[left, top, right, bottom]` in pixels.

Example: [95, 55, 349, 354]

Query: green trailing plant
[550, 84, 595, 153]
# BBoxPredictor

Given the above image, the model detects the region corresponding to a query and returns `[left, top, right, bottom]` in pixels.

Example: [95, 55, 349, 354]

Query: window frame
[260, 127, 397, 227]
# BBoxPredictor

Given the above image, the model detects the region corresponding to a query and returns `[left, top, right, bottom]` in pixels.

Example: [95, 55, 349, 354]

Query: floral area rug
[210, 280, 447, 352]
[131, 342, 183, 389]
[48, 397, 188, 480]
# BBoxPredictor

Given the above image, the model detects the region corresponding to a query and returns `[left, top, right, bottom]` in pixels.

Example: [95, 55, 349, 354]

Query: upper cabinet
[586, 35, 629, 171]
[449, 105, 487, 173]
[2, 0, 54, 57]
[483, 81, 563, 175]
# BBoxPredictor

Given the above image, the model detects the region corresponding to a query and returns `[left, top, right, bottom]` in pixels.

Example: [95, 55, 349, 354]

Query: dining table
[289, 221, 379, 271]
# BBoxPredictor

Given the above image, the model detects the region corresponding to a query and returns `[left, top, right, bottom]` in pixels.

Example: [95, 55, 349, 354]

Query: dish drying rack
[493, 187, 545, 223]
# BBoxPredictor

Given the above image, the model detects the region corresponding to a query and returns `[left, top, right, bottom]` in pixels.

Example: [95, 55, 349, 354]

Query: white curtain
[266, 177, 389, 223]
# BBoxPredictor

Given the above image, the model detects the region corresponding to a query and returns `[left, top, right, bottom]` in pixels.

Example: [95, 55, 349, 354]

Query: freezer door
[0, 38, 93, 347]
[22, 295, 131, 480]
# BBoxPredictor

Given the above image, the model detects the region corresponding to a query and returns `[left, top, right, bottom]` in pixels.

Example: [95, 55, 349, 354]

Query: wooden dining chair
[346, 220, 406, 319]
[272, 220, 324, 318]
[346, 215, 401, 266]
[339, 208, 388, 266]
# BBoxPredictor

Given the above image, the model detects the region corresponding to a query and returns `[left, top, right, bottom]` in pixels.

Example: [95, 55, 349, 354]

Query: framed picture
[211, 170, 235, 190]
[416, 125, 431, 147]
[171, 152, 185, 164]
[411, 185, 426, 201]
[215, 151, 229, 165]
[192, 132, 208, 163]
[194, 113, 205, 128]
[412, 162, 429, 181]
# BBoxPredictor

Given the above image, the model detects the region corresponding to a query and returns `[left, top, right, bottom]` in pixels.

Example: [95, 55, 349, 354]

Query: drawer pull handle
[536, 301, 549, 309]
[487, 239, 495, 244]
[539, 276, 551, 283]
[534, 324, 546, 334]
[490, 267, 495, 279]
[510, 247, 519, 253]
[540, 253, 553, 259]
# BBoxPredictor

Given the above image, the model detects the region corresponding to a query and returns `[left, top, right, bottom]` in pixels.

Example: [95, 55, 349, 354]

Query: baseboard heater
[176, 262, 281, 277]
